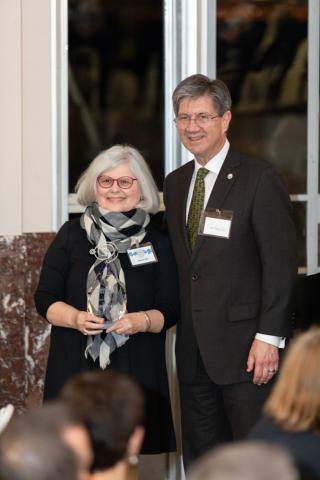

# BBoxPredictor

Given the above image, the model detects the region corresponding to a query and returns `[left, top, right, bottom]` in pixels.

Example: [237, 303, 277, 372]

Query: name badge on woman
[127, 242, 158, 266]
[199, 209, 233, 239]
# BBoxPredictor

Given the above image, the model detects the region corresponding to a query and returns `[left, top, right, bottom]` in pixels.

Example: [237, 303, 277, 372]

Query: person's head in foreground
[60, 370, 145, 479]
[264, 326, 320, 432]
[187, 441, 299, 480]
[0, 402, 92, 480]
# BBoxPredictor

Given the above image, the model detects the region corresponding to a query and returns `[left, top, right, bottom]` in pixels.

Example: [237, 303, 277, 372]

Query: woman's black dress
[34, 217, 179, 454]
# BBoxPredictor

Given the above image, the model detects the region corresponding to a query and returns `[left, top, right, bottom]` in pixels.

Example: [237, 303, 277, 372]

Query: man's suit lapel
[207, 149, 240, 208]
[176, 161, 194, 256]
[192, 150, 241, 257]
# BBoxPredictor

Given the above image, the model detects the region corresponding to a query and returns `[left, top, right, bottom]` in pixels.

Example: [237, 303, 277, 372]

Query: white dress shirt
[186, 139, 285, 349]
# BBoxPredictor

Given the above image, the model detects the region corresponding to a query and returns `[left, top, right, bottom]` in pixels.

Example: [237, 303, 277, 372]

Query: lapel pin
[227, 173, 233, 180]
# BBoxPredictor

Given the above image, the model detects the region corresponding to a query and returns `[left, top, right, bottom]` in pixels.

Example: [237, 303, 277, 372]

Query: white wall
[0, 0, 22, 235]
[0, 0, 53, 235]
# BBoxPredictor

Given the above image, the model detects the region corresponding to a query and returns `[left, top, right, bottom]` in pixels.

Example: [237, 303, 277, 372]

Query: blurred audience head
[187, 441, 299, 480]
[265, 326, 320, 432]
[0, 402, 92, 480]
[60, 370, 145, 474]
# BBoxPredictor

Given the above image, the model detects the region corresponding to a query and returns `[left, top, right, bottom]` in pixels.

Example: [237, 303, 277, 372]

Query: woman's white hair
[75, 145, 160, 213]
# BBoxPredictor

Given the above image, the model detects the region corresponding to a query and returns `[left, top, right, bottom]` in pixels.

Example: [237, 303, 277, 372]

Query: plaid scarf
[80, 203, 149, 368]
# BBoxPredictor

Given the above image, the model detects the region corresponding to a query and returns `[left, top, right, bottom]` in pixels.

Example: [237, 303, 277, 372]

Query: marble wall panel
[0, 232, 54, 412]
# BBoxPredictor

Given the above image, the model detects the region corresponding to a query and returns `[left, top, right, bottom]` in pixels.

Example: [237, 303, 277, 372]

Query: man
[163, 74, 297, 469]
[0, 402, 93, 480]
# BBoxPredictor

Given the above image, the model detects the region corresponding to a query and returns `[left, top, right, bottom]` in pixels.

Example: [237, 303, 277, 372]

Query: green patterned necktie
[187, 167, 209, 248]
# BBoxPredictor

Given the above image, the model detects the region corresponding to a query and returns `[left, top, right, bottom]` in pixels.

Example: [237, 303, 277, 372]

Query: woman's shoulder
[57, 216, 82, 234]
[54, 217, 85, 246]
[147, 216, 170, 243]
[145, 219, 176, 265]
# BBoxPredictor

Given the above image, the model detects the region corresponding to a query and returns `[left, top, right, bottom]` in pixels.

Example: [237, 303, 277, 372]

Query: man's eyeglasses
[97, 176, 137, 189]
[174, 113, 220, 127]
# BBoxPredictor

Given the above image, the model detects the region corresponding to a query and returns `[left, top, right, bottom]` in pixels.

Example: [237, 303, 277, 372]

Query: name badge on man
[199, 209, 233, 239]
[127, 242, 158, 266]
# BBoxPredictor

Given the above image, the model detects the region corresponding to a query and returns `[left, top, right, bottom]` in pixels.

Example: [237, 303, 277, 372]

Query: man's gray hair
[188, 441, 299, 480]
[172, 74, 232, 116]
[76, 144, 160, 213]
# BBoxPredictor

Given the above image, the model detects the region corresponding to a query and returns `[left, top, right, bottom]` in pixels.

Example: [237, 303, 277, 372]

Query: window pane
[68, 0, 164, 192]
[217, 0, 307, 194]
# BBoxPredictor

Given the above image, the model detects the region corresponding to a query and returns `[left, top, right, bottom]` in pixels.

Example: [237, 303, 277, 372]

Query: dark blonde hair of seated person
[60, 370, 145, 473]
[264, 326, 320, 432]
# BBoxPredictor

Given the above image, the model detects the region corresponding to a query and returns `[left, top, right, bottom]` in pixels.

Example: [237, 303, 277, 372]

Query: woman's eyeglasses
[97, 176, 137, 189]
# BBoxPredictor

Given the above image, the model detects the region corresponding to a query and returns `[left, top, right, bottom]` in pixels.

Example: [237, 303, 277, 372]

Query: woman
[60, 370, 145, 480]
[34, 145, 178, 454]
[250, 327, 320, 478]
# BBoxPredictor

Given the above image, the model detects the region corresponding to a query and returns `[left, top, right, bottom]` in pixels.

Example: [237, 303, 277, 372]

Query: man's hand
[247, 339, 279, 385]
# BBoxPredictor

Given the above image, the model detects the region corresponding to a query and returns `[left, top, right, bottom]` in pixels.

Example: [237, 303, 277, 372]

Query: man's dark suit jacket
[163, 149, 297, 386]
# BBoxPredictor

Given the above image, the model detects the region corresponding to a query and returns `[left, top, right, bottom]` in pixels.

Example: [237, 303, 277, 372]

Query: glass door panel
[216, 0, 307, 194]
[68, 0, 164, 192]
[216, 0, 308, 269]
